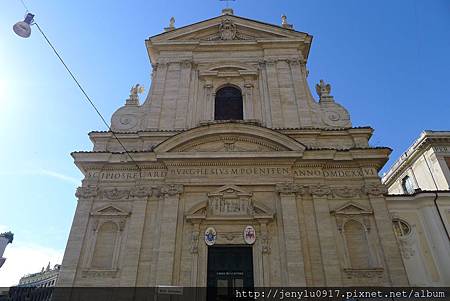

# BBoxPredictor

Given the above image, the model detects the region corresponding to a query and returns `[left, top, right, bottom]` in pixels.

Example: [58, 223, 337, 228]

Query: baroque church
[58, 9, 409, 289]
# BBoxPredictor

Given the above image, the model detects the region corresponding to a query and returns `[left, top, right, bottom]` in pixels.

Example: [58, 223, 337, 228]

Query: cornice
[382, 131, 450, 186]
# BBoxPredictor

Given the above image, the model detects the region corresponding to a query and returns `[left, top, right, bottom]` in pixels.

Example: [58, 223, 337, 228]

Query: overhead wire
[33, 22, 142, 173]
[17, 0, 142, 174]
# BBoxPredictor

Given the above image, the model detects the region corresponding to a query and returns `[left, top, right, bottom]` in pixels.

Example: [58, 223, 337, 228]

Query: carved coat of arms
[219, 19, 237, 40]
[204, 227, 217, 246]
[243, 225, 256, 244]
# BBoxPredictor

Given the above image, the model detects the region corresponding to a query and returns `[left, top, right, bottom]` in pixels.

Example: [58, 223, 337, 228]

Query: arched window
[91, 221, 118, 269]
[344, 220, 370, 268]
[401, 176, 415, 194]
[214, 86, 243, 120]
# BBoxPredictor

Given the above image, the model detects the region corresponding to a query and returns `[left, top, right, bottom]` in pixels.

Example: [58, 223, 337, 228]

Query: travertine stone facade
[58, 10, 409, 287]
[383, 131, 450, 286]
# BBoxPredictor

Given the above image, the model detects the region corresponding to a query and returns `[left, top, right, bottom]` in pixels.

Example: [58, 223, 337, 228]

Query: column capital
[161, 183, 184, 196]
[309, 184, 332, 197]
[275, 183, 307, 195]
[75, 185, 98, 199]
[363, 183, 387, 196]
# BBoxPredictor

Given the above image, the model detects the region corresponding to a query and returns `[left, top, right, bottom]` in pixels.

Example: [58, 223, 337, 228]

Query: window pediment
[90, 205, 130, 217]
[186, 185, 274, 222]
[199, 64, 258, 78]
[330, 202, 373, 216]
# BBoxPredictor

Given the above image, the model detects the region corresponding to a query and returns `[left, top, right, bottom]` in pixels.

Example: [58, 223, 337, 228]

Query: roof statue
[281, 14, 293, 29]
[126, 84, 144, 106]
[164, 17, 175, 32]
[316, 80, 332, 99]
[0, 231, 14, 244]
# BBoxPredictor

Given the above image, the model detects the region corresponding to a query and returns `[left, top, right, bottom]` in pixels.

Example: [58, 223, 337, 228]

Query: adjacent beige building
[17, 263, 61, 287]
[383, 131, 450, 286]
[58, 10, 409, 290]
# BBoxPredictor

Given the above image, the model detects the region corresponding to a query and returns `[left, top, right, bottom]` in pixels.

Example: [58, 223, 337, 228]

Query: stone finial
[164, 17, 175, 32]
[222, 8, 234, 15]
[281, 14, 293, 29]
[126, 84, 144, 106]
[316, 80, 332, 101]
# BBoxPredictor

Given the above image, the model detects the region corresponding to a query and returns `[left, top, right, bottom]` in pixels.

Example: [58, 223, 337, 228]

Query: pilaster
[265, 59, 283, 128]
[310, 184, 343, 286]
[146, 62, 168, 129]
[275, 183, 306, 286]
[175, 61, 193, 129]
[160, 62, 182, 129]
[364, 183, 409, 285]
[57, 186, 96, 286]
[155, 184, 183, 285]
[118, 185, 152, 286]
[289, 58, 312, 126]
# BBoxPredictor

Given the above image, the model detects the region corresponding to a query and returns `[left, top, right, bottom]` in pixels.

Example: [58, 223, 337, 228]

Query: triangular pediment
[166, 21, 287, 41]
[150, 15, 308, 41]
[331, 202, 373, 215]
[150, 15, 310, 43]
[91, 205, 130, 216]
[146, 14, 312, 69]
[208, 184, 251, 196]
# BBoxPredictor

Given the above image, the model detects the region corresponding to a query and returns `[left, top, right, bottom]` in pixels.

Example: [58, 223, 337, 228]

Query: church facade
[58, 10, 409, 288]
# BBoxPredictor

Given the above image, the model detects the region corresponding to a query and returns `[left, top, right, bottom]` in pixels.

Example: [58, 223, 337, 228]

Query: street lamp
[13, 13, 35, 38]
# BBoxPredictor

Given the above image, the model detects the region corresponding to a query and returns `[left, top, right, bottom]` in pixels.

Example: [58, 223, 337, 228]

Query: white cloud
[0, 241, 64, 287]
[37, 169, 80, 185]
[0, 169, 80, 185]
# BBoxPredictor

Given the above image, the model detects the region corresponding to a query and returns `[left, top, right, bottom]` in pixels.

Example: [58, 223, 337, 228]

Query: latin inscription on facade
[85, 167, 377, 181]
[293, 168, 376, 178]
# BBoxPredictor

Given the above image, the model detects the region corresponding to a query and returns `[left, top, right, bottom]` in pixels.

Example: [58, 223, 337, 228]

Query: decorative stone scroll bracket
[363, 183, 388, 196]
[315, 79, 352, 128]
[76, 186, 98, 199]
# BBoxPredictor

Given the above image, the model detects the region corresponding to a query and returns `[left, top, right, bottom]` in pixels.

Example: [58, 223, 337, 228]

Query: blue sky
[0, 0, 449, 285]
